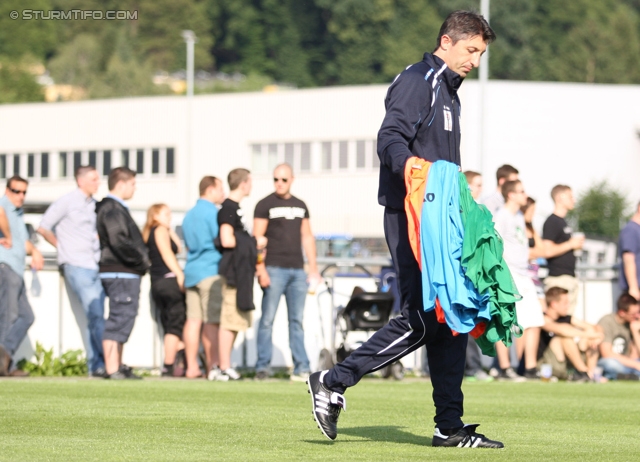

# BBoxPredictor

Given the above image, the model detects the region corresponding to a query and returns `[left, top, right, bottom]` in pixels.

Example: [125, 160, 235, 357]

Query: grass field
[1, 377, 638, 461]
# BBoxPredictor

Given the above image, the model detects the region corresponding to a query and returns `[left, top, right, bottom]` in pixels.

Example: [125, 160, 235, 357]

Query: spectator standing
[0, 176, 44, 376]
[142, 204, 186, 377]
[217, 168, 260, 381]
[542, 185, 585, 314]
[306, 11, 504, 448]
[37, 166, 106, 377]
[95, 167, 150, 380]
[463, 170, 483, 201]
[493, 180, 544, 380]
[619, 201, 640, 301]
[253, 163, 320, 381]
[462, 171, 491, 381]
[480, 164, 518, 214]
[539, 287, 603, 381]
[181, 176, 225, 379]
[597, 293, 640, 380]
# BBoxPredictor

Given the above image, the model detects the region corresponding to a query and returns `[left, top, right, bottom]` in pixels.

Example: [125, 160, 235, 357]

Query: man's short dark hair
[6, 175, 28, 190]
[551, 184, 571, 202]
[227, 168, 250, 191]
[617, 293, 639, 313]
[199, 176, 220, 196]
[75, 165, 97, 180]
[434, 10, 496, 52]
[545, 286, 569, 306]
[463, 170, 480, 183]
[495, 164, 519, 184]
[108, 166, 136, 191]
[501, 180, 521, 201]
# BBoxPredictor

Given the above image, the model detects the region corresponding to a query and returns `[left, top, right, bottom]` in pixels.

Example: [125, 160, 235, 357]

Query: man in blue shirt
[182, 176, 225, 379]
[619, 201, 640, 301]
[0, 176, 44, 376]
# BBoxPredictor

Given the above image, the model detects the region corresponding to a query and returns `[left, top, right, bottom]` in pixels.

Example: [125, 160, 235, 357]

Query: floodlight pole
[182, 30, 196, 207]
[479, 0, 490, 177]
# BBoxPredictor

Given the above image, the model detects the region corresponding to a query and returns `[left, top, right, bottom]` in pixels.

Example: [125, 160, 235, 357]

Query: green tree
[0, 0, 58, 61]
[48, 34, 103, 88]
[0, 62, 44, 103]
[570, 181, 630, 240]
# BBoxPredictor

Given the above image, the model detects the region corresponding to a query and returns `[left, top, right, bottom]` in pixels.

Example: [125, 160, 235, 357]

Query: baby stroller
[316, 263, 405, 380]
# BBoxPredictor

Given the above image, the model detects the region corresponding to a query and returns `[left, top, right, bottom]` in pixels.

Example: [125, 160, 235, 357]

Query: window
[0, 154, 6, 178]
[356, 140, 366, 169]
[59, 152, 67, 177]
[88, 150, 97, 167]
[267, 144, 278, 171]
[41, 153, 49, 178]
[339, 141, 348, 170]
[322, 142, 332, 170]
[136, 149, 144, 173]
[13, 154, 20, 175]
[103, 150, 111, 175]
[121, 149, 130, 169]
[284, 143, 294, 167]
[166, 148, 175, 174]
[300, 143, 311, 172]
[27, 154, 35, 177]
[372, 140, 380, 168]
[73, 151, 82, 173]
[251, 144, 265, 173]
[152, 148, 160, 174]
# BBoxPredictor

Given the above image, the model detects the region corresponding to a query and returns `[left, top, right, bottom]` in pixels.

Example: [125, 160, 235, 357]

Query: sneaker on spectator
[92, 367, 108, 378]
[570, 371, 590, 382]
[432, 424, 504, 448]
[466, 370, 494, 382]
[107, 371, 127, 380]
[216, 367, 242, 381]
[207, 366, 222, 381]
[291, 371, 310, 382]
[488, 367, 499, 378]
[119, 364, 142, 380]
[254, 370, 269, 381]
[307, 371, 346, 440]
[497, 367, 526, 382]
[524, 368, 540, 380]
[616, 373, 640, 381]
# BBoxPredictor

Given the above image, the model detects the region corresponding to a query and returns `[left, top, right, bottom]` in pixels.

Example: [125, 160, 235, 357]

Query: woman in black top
[142, 204, 186, 377]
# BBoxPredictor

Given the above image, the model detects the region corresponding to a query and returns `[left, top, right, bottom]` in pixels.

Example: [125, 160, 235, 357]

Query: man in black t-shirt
[254, 163, 320, 381]
[216, 168, 260, 381]
[542, 185, 585, 314]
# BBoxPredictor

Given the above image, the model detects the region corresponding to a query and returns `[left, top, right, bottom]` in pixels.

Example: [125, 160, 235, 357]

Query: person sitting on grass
[597, 293, 640, 380]
[538, 287, 603, 381]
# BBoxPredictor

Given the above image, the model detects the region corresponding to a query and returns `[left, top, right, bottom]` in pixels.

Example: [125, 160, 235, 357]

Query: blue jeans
[64, 265, 105, 372]
[597, 357, 640, 379]
[256, 266, 310, 374]
[0, 263, 34, 358]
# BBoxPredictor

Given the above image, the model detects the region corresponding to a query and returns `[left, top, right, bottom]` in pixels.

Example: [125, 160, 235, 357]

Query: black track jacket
[377, 52, 464, 210]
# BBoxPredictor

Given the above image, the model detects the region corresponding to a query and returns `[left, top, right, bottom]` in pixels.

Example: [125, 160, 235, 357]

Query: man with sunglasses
[0, 176, 44, 376]
[253, 163, 319, 381]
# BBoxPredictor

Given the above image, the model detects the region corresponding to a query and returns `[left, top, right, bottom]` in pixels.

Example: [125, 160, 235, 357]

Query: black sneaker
[524, 368, 540, 380]
[91, 367, 108, 378]
[119, 364, 142, 380]
[254, 370, 269, 381]
[306, 371, 346, 441]
[570, 371, 590, 382]
[107, 371, 127, 380]
[432, 424, 504, 448]
[497, 367, 526, 382]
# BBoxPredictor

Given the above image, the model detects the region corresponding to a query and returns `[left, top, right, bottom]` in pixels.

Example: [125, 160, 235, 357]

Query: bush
[17, 342, 88, 377]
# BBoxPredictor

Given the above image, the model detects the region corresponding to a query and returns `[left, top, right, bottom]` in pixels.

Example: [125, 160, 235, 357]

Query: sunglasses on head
[273, 178, 289, 183]
[9, 187, 27, 195]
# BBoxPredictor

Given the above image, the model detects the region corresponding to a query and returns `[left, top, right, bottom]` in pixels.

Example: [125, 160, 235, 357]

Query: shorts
[186, 275, 222, 323]
[538, 344, 568, 380]
[151, 276, 186, 338]
[101, 276, 141, 344]
[220, 277, 252, 332]
[544, 275, 579, 315]
[512, 272, 544, 330]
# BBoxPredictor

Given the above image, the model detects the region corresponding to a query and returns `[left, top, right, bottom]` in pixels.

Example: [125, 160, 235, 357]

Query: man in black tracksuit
[307, 11, 504, 448]
[96, 167, 150, 380]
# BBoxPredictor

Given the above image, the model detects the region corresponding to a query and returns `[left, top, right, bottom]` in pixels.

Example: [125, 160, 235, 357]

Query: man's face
[243, 175, 253, 196]
[620, 303, 640, 323]
[5, 180, 28, 208]
[273, 166, 293, 196]
[439, 34, 487, 78]
[121, 178, 136, 200]
[509, 182, 528, 207]
[78, 170, 100, 196]
[209, 180, 225, 205]
[559, 189, 575, 210]
[551, 294, 570, 317]
[469, 175, 482, 200]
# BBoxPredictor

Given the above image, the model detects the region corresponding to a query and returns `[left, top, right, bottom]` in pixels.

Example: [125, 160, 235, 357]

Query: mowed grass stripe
[0, 378, 638, 461]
